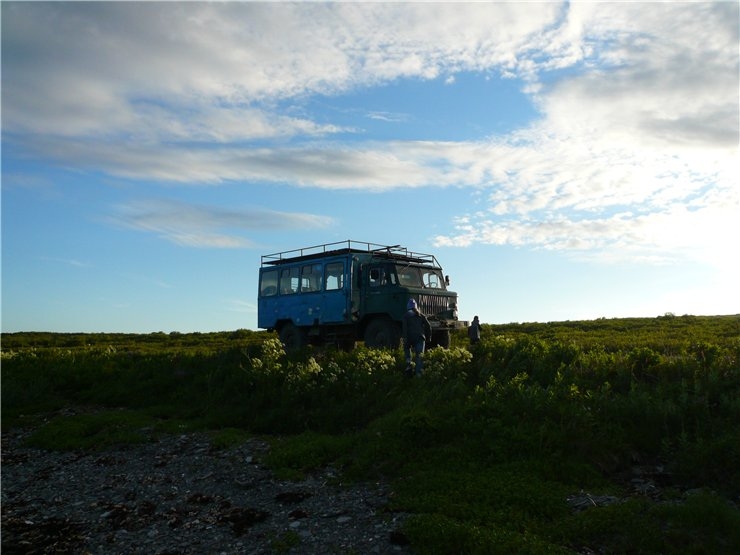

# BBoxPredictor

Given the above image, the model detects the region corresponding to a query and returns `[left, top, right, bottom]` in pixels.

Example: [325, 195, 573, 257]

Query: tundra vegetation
[3, 314, 739, 554]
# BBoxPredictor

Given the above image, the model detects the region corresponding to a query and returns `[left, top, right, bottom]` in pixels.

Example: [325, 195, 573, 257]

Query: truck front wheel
[364, 317, 400, 349]
[279, 323, 307, 351]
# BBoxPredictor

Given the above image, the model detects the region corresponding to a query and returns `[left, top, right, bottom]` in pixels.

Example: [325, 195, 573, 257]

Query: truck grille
[417, 294, 450, 318]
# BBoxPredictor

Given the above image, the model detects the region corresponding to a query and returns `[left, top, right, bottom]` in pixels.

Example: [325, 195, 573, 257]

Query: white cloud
[367, 111, 407, 123]
[39, 256, 92, 268]
[3, 1, 737, 266]
[431, 2, 738, 269]
[435, 185, 740, 271]
[108, 199, 334, 248]
[226, 299, 257, 314]
[1, 2, 558, 142]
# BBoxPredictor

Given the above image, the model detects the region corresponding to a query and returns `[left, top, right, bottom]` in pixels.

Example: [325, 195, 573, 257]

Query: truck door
[296, 263, 323, 326]
[278, 266, 302, 324]
[364, 263, 403, 316]
[322, 260, 348, 323]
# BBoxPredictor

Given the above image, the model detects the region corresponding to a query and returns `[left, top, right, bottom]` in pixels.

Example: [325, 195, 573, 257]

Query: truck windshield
[395, 265, 445, 289]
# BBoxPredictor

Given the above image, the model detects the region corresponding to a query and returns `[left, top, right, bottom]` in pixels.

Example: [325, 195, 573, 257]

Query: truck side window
[260, 270, 278, 296]
[325, 262, 344, 291]
[280, 267, 300, 295]
[369, 265, 395, 287]
[301, 264, 322, 293]
[369, 267, 382, 287]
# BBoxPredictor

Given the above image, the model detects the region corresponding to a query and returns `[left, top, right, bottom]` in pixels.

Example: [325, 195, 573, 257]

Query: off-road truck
[258, 240, 467, 350]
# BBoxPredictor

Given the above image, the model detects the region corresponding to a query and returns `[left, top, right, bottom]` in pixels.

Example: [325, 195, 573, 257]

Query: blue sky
[2, 1, 738, 333]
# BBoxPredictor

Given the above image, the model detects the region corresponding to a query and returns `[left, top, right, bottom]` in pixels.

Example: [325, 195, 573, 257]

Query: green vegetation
[3, 315, 739, 554]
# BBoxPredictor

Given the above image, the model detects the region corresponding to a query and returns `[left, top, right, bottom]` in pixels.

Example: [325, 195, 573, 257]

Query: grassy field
[2, 314, 739, 553]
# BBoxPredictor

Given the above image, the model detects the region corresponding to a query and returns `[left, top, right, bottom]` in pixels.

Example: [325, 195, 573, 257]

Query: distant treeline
[1, 328, 269, 353]
[3, 314, 738, 353]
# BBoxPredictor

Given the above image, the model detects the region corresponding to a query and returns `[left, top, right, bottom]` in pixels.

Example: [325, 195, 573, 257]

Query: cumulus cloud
[430, 2, 738, 265]
[108, 199, 334, 248]
[2, 2, 737, 264]
[0, 2, 556, 141]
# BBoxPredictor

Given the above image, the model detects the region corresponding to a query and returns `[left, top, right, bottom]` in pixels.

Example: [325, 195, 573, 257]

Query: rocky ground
[3, 414, 720, 554]
[1, 424, 413, 554]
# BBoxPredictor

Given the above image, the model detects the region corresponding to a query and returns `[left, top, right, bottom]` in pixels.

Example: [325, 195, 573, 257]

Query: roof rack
[261, 240, 440, 267]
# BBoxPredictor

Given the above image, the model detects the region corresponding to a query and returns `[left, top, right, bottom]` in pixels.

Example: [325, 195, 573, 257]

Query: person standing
[403, 298, 431, 377]
[468, 315, 481, 346]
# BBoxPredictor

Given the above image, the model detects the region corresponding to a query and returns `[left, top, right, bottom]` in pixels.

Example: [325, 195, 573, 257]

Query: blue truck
[258, 240, 467, 350]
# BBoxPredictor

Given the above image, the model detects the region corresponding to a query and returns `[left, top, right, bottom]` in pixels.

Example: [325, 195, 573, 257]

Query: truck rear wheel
[279, 323, 307, 351]
[364, 317, 400, 349]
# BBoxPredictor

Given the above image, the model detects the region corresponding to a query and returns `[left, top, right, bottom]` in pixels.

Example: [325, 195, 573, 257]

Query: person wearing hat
[402, 298, 432, 377]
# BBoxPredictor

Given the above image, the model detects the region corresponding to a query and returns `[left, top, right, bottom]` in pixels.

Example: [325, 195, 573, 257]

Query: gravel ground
[1, 423, 413, 554]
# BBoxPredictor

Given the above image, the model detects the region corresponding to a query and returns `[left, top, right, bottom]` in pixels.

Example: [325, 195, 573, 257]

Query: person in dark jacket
[402, 298, 432, 376]
[468, 315, 481, 346]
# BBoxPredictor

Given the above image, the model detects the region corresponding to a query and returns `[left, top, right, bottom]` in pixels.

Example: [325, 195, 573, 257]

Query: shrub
[24, 410, 154, 451]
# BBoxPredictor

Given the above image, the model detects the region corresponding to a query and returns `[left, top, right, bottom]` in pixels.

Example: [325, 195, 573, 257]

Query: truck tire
[364, 317, 401, 349]
[279, 323, 307, 351]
